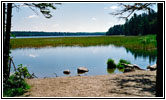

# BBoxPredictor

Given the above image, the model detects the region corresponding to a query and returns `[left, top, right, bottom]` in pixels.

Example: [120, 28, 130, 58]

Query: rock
[147, 64, 157, 71]
[124, 67, 135, 73]
[122, 64, 144, 73]
[63, 70, 71, 74]
[133, 64, 143, 70]
[121, 63, 133, 68]
[122, 63, 142, 69]
[77, 67, 89, 73]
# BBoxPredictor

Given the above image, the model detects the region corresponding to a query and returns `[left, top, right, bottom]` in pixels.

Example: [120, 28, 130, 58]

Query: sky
[11, 3, 157, 32]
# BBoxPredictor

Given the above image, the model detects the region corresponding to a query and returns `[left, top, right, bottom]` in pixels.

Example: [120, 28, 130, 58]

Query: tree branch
[111, 3, 156, 19]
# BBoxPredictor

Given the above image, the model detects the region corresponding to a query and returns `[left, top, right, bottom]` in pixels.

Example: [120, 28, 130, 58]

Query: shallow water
[10, 45, 157, 78]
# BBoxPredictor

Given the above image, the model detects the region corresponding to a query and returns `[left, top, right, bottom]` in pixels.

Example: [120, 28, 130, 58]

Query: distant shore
[23, 70, 156, 97]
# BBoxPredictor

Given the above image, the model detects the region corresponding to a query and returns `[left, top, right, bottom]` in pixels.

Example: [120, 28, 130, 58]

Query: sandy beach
[23, 70, 156, 97]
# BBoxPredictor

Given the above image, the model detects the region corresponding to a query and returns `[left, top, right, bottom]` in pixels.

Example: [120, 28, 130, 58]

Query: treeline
[11, 31, 105, 36]
[106, 10, 157, 36]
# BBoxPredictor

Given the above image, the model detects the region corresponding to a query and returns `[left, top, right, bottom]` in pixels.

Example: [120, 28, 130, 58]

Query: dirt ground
[23, 70, 156, 97]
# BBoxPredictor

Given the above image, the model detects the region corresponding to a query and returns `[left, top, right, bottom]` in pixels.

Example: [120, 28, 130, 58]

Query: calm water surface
[11, 45, 157, 78]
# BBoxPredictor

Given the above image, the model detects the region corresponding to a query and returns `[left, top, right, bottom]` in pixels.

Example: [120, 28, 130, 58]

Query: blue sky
[11, 3, 157, 32]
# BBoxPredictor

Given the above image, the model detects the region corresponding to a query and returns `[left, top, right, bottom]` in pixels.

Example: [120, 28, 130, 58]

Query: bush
[3, 64, 31, 97]
[117, 59, 131, 69]
[107, 58, 116, 68]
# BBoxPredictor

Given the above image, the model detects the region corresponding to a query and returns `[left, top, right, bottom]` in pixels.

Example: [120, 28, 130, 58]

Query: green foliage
[119, 59, 131, 64]
[17, 64, 32, 79]
[10, 35, 157, 50]
[117, 59, 131, 69]
[10, 33, 16, 38]
[107, 58, 117, 68]
[106, 11, 157, 36]
[3, 64, 31, 97]
[24, 3, 60, 18]
[139, 35, 157, 47]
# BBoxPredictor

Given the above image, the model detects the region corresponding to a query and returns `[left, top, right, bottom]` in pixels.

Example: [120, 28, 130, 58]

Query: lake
[10, 45, 157, 78]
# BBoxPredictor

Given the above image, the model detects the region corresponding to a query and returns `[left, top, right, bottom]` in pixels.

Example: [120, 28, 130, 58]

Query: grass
[107, 58, 117, 68]
[107, 59, 131, 70]
[10, 35, 157, 51]
[117, 59, 131, 69]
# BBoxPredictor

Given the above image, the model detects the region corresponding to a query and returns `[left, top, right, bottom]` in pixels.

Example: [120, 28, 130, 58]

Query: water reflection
[107, 68, 116, 74]
[125, 48, 157, 64]
[11, 45, 157, 78]
[107, 67, 125, 74]
[118, 68, 125, 72]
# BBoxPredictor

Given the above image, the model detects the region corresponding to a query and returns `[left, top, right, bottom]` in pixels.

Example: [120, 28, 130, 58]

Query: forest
[106, 10, 157, 36]
[11, 31, 105, 36]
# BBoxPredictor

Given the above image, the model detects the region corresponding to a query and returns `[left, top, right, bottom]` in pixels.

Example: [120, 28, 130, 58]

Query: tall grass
[117, 59, 131, 69]
[11, 35, 157, 51]
[107, 59, 116, 68]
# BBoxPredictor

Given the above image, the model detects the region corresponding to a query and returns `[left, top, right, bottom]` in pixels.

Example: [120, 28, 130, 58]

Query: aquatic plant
[107, 58, 117, 68]
[117, 59, 131, 69]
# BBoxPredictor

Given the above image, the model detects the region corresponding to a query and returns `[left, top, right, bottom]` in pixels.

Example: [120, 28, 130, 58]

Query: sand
[23, 70, 156, 97]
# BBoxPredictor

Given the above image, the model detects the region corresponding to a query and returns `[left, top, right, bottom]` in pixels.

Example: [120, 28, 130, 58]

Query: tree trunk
[3, 3, 6, 76]
[156, 3, 163, 97]
[3, 3, 12, 82]
[3, 3, 6, 46]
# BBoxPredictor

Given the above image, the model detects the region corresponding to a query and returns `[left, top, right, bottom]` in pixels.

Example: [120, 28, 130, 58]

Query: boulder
[63, 70, 71, 74]
[121, 63, 134, 68]
[77, 67, 89, 73]
[122, 63, 144, 73]
[147, 64, 157, 71]
[122, 63, 142, 69]
[133, 64, 143, 70]
[124, 67, 135, 73]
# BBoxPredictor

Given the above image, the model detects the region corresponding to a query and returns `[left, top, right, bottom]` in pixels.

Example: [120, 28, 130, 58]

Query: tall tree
[3, 3, 60, 82]
[111, 3, 163, 97]
[156, 3, 163, 97]
[107, 12, 157, 36]
[3, 3, 12, 82]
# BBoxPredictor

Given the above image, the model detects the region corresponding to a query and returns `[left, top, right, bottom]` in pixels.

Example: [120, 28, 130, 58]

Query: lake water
[10, 45, 157, 78]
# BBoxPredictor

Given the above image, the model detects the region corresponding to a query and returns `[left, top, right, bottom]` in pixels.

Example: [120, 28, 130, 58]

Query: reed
[10, 35, 157, 52]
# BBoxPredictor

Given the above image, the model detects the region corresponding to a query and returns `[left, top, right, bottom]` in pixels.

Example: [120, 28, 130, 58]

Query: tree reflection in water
[125, 48, 157, 64]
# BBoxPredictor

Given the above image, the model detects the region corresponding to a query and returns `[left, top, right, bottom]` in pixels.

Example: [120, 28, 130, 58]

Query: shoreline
[23, 70, 156, 97]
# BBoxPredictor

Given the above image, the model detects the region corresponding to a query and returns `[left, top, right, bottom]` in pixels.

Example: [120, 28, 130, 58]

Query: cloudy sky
[11, 3, 157, 32]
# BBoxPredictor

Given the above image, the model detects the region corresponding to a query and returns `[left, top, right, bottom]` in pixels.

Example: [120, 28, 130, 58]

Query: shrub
[117, 59, 131, 69]
[107, 58, 116, 68]
[3, 64, 31, 97]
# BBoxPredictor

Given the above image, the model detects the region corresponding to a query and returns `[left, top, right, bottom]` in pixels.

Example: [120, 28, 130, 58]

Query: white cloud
[28, 15, 38, 18]
[28, 54, 38, 58]
[104, 6, 118, 10]
[110, 6, 118, 10]
[91, 17, 97, 21]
